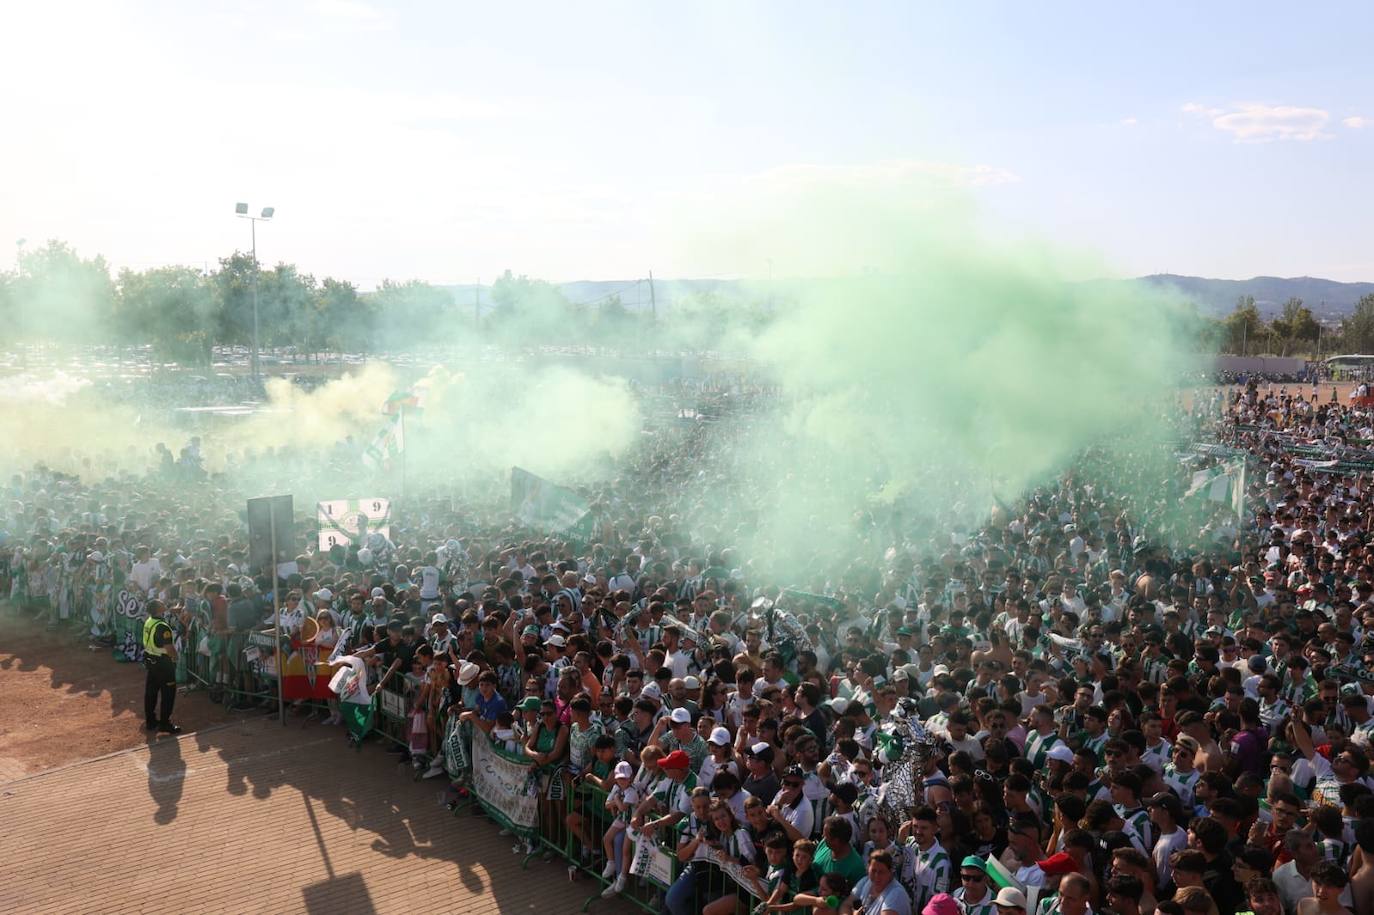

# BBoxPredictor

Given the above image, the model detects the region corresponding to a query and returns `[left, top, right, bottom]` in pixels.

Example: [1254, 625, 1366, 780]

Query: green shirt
[813, 842, 867, 885]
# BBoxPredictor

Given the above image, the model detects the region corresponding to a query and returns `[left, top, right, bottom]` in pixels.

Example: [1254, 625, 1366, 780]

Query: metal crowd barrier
[10, 596, 763, 912]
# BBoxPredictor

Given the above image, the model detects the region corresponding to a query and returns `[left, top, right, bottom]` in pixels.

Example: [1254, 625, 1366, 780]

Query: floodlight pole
[250, 218, 260, 381]
[235, 205, 274, 381]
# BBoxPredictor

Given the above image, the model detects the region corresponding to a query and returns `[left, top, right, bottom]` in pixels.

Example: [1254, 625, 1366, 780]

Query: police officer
[143, 599, 181, 734]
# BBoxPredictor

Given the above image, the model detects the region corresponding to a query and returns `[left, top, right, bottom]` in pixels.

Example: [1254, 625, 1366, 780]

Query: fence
[6, 597, 761, 912]
[456, 735, 760, 914]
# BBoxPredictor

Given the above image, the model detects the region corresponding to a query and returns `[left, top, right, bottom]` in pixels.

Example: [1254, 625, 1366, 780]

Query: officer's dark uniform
[143, 610, 180, 733]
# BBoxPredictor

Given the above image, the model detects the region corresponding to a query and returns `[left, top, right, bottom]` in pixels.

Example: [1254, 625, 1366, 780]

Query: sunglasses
[961, 874, 986, 882]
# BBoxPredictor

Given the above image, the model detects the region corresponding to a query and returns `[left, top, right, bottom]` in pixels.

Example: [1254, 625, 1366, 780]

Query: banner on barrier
[471, 737, 540, 835]
[628, 833, 674, 886]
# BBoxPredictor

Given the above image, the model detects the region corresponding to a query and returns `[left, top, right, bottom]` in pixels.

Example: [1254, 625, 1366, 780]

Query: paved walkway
[0, 717, 639, 915]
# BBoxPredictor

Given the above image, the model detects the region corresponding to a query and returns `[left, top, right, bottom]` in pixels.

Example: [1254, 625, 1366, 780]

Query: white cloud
[1120, 117, 1138, 126]
[1182, 101, 1331, 142]
[1344, 116, 1371, 129]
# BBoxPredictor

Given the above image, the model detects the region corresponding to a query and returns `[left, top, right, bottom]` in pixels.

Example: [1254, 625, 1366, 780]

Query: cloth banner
[1184, 458, 1245, 516]
[470, 736, 540, 836]
[280, 647, 336, 701]
[112, 588, 147, 663]
[317, 498, 392, 551]
[628, 832, 675, 886]
[510, 467, 593, 536]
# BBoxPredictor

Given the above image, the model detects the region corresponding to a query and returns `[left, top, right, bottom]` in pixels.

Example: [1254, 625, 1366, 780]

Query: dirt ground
[0, 612, 243, 781]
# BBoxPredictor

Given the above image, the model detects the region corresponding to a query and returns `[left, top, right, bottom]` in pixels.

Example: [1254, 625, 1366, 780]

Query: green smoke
[665, 170, 1201, 575]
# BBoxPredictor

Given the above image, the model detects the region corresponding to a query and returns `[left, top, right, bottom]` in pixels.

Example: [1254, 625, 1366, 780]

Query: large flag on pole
[1185, 458, 1246, 516]
[510, 467, 593, 536]
[361, 413, 404, 470]
[382, 386, 426, 416]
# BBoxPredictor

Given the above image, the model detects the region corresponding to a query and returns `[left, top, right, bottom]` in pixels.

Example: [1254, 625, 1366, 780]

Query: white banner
[471, 736, 540, 832]
[317, 498, 392, 551]
[628, 832, 674, 886]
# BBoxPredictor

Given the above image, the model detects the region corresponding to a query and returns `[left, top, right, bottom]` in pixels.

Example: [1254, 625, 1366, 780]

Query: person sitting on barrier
[566, 733, 620, 865]
[599, 761, 641, 882]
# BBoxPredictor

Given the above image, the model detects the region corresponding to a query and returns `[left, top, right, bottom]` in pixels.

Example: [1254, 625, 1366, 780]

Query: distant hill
[1138, 274, 1374, 319]
[443, 274, 1374, 321]
[442, 278, 752, 317]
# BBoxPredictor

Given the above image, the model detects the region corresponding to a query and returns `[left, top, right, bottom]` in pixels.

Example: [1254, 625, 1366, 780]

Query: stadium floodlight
[233, 203, 277, 380]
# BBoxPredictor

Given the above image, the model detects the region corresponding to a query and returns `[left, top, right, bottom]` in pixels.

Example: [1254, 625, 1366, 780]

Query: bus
[1324, 355, 1374, 380]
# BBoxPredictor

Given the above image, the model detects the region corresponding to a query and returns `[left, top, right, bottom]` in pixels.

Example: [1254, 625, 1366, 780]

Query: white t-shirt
[418, 565, 441, 600]
[129, 559, 162, 593]
[1153, 826, 1188, 886]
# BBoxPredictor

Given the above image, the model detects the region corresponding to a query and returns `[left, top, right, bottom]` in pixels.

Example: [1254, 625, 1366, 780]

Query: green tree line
[0, 240, 459, 365]
[1214, 293, 1374, 357]
[0, 243, 771, 365]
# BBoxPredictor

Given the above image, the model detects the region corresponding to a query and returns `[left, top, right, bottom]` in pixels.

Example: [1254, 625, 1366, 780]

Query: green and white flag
[510, 467, 593, 537]
[1186, 458, 1246, 516]
[361, 413, 404, 470]
[317, 498, 392, 551]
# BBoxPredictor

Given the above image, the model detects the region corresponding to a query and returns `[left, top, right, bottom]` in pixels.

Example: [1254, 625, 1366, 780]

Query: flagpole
[268, 498, 285, 727]
[400, 404, 408, 502]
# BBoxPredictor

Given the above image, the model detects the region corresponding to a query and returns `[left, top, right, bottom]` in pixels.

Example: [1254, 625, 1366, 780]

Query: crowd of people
[7, 376, 1374, 915]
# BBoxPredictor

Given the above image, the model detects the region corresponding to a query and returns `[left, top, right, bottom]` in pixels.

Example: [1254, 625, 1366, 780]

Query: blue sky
[2, 1, 1371, 286]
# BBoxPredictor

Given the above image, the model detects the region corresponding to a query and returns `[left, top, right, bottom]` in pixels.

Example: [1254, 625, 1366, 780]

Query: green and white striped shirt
[904, 839, 951, 915]
[1024, 730, 1064, 768]
[955, 886, 998, 915]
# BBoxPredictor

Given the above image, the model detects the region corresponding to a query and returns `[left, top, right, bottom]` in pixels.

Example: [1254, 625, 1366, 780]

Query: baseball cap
[314, 588, 333, 601]
[521, 625, 540, 637]
[669, 707, 692, 725]
[547, 634, 567, 648]
[516, 696, 542, 712]
[613, 761, 634, 779]
[683, 675, 701, 690]
[660, 750, 690, 770]
[1145, 791, 1184, 820]
[431, 613, 449, 625]
[708, 727, 731, 746]
[1046, 744, 1075, 765]
[994, 888, 1027, 909]
[370, 587, 386, 598]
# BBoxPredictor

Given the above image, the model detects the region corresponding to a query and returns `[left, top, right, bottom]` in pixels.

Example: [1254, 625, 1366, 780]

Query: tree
[115, 266, 217, 364]
[315, 278, 374, 356]
[1269, 297, 1320, 355]
[256, 263, 316, 351]
[7, 240, 116, 342]
[366, 280, 455, 349]
[488, 270, 577, 343]
[211, 252, 257, 347]
[1341, 294, 1374, 354]
[1223, 295, 1265, 355]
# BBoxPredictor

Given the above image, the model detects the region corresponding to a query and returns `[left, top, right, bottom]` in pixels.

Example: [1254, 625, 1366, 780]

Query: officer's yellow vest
[142, 616, 170, 658]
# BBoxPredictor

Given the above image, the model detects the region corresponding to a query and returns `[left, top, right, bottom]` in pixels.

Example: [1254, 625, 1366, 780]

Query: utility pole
[648, 270, 657, 321]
